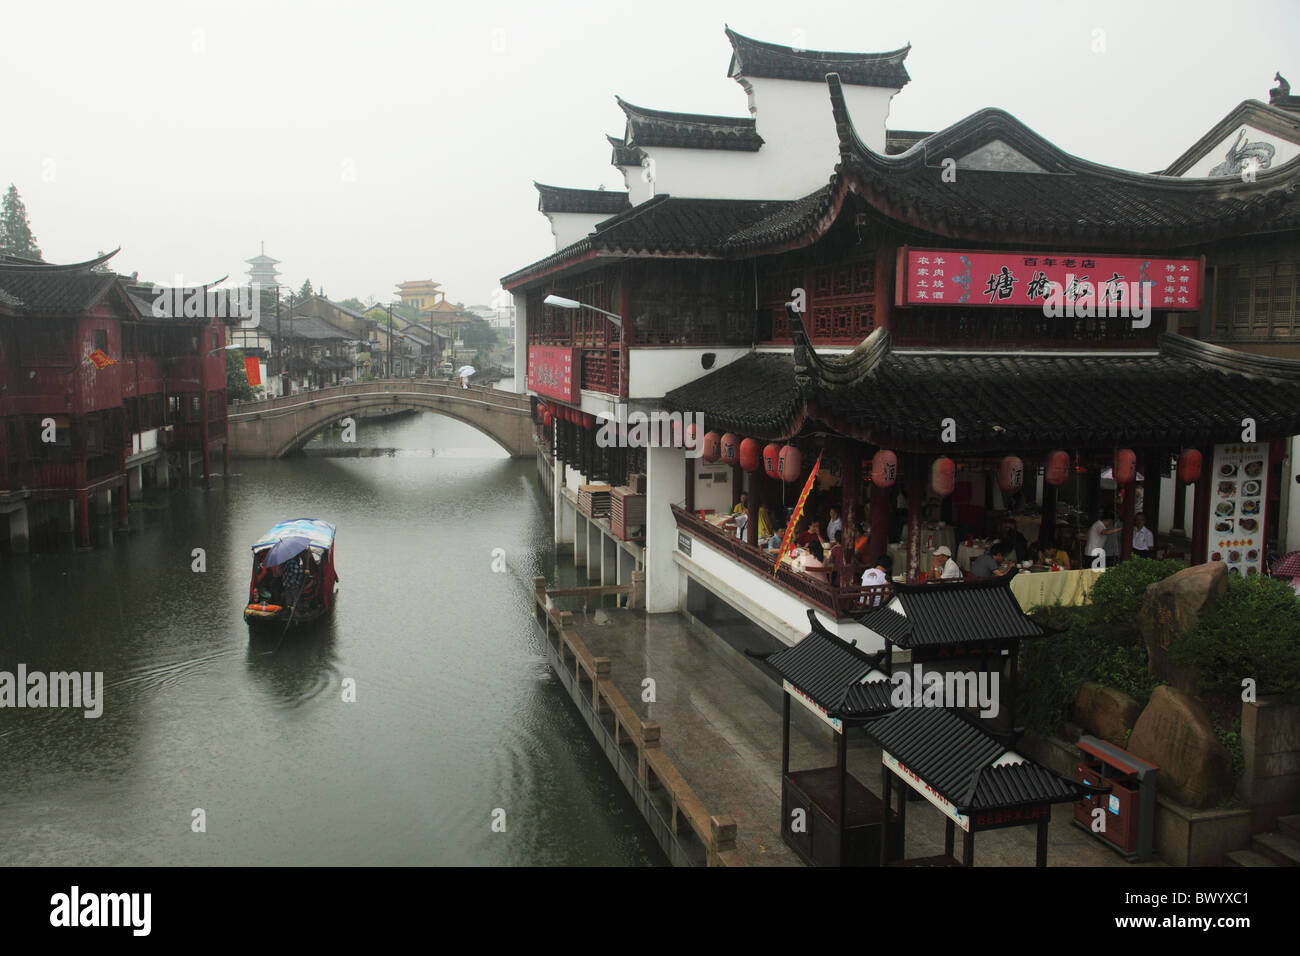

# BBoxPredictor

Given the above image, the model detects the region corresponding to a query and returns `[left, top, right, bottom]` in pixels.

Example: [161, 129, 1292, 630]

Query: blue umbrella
[264, 536, 311, 568]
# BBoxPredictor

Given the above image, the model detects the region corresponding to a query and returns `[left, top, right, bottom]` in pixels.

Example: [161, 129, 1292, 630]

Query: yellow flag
[773, 451, 821, 576]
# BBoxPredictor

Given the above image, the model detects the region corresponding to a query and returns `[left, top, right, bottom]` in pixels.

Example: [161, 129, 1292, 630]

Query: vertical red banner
[244, 356, 262, 386]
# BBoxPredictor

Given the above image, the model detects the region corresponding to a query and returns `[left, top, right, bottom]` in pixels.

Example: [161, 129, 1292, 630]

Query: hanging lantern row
[1045, 450, 1069, 487]
[1177, 448, 1202, 484]
[697, 431, 803, 482]
[1113, 448, 1137, 486]
[930, 456, 955, 498]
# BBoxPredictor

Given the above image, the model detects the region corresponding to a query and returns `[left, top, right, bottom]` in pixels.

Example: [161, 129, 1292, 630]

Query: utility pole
[287, 292, 295, 395]
[386, 304, 393, 379]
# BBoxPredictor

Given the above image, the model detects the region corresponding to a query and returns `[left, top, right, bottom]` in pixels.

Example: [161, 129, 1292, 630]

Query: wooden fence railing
[534, 578, 743, 866]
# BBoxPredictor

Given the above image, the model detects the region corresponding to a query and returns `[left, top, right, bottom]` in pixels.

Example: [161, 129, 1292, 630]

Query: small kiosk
[754, 611, 899, 867]
[869, 707, 1109, 866]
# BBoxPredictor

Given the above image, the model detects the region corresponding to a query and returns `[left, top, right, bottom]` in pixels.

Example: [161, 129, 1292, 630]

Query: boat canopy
[252, 518, 337, 552]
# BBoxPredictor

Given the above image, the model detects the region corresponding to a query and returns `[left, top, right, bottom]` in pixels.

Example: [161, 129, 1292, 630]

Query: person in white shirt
[825, 507, 843, 546]
[860, 555, 892, 606]
[933, 545, 963, 580]
[1085, 514, 1123, 566]
[1131, 513, 1155, 559]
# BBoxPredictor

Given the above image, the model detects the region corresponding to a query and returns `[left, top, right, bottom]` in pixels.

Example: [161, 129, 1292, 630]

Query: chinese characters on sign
[527, 346, 577, 402]
[898, 248, 1201, 310]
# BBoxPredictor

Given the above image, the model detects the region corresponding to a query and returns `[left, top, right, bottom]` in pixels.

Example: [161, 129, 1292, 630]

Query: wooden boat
[244, 519, 338, 628]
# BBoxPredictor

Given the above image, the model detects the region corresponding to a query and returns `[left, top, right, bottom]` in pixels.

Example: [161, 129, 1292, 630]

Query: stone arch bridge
[227, 381, 535, 458]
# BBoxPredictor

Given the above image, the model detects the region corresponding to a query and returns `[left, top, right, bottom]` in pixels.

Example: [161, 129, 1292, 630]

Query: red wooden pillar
[842, 440, 860, 543]
[1144, 449, 1164, 555]
[906, 465, 924, 584]
[200, 390, 210, 481]
[869, 479, 890, 565]
[747, 471, 759, 548]
[684, 456, 695, 512]
[1190, 445, 1213, 564]
[1119, 474, 1136, 562]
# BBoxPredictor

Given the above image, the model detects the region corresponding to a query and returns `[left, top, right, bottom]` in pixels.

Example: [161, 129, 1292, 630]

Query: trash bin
[1072, 734, 1158, 862]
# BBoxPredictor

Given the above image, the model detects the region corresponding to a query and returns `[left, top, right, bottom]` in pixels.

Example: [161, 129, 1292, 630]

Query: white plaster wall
[545, 211, 608, 250]
[513, 292, 528, 386]
[627, 347, 752, 399]
[1181, 124, 1300, 177]
[677, 534, 877, 649]
[635, 78, 894, 200]
[646, 445, 687, 612]
[693, 462, 734, 515]
[617, 165, 655, 205]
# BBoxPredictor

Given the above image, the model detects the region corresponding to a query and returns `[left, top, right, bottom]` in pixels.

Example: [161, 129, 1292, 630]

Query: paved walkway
[564, 604, 1164, 867]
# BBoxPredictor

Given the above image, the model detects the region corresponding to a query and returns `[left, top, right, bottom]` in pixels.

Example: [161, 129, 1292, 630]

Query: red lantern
[778, 444, 803, 483]
[740, 438, 761, 472]
[930, 456, 955, 498]
[1045, 450, 1069, 487]
[702, 431, 721, 462]
[542, 409, 552, 427]
[720, 433, 740, 466]
[763, 443, 782, 480]
[871, 450, 898, 488]
[998, 455, 1024, 494]
[1177, 448, 1202, 484]
[582, 413, 595, 430]
[681, 421, 700, 453]
[1114, 449, 1137, 486]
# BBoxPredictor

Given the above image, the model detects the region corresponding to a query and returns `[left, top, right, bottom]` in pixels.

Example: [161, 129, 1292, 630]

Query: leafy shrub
[1017, 560, 1185, 736]
[1171, 574, 1300, 703]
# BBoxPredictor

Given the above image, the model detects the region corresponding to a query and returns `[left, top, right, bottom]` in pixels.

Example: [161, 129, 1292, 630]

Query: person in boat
[280, 552, 310, 610]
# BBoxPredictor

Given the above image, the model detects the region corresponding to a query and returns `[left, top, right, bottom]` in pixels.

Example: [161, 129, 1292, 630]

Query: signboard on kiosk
[1206, 442, 1270, 579]
[882, 750, 970, 832]
[527, 346, 578, 402]
[895, 247, 1202, 310]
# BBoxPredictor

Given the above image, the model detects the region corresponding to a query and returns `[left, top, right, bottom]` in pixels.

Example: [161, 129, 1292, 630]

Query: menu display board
[1207, 443, 1269, 578]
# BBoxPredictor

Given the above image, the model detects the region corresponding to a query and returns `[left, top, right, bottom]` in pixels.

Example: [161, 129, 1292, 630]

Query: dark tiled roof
[0, 252, 121, 315]
[826, 76, 1300, 244]
[535, 182, 632, 215]
[666, 331, 1300, 448]
[663, 351, 803, 439]
[607, 134, 644, 167]
[857, 573, 1052, 648]
[1273, 551, 1300, 578]
[866, 707, 1101, 813]
[591, 194, 793, 255]
[284, 315, 357, 341]
[885, 129, 932, 154]
[617, 96, 763, 152]
[761, 610, 892, 721]
[725, 27, 911, 89]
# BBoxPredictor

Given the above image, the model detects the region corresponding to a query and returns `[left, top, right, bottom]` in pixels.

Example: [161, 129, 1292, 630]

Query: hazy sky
[2, 0, 1296, 305]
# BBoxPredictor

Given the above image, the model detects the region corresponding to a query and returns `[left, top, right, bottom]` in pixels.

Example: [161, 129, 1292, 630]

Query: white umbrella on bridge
[456, 365, 477, 379]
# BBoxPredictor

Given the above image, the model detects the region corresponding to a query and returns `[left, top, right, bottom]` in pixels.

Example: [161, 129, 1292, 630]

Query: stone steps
[1252, 831, 1300, 866]
[1278, 814, 1300, 842]
[1225, 849, 1279, 866]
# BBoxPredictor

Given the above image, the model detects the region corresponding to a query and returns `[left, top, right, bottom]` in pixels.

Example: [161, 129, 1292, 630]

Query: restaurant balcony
[670, 505, 890, 625]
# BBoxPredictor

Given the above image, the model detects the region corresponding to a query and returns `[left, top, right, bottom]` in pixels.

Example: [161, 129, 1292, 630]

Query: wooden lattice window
[1214, 261, 1300, 340]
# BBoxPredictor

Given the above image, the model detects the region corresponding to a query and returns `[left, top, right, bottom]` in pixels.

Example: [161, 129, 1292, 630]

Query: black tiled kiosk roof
[857, 573, 1053, 649]
[617, 97, 764, 152]
[663, 332, 1300, 449]
[759, 610, 894, 722]
[866, 707, 1102, 813]
[535, 182, 632, 216]
[725, 26, 911, 89]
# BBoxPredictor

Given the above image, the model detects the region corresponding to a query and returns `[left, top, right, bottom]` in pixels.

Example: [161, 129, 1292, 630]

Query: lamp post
[543, 294, 623, 396]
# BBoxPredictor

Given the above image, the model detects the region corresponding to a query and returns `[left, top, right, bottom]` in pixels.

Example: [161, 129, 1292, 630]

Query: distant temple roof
[617, 96, 764, 152]
[725, 26, 911, 89]
[663, 329, 1300, 449]
[535, 182, 632, 215]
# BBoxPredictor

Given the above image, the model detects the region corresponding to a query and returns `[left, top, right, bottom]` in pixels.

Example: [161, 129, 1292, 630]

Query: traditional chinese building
[1, 252, 232, 550]
[504, 28, 1300, 646]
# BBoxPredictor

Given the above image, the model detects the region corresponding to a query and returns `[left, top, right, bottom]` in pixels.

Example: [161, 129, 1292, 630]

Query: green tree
[226, 350, 255, 401]
[460, 314, 499, 350]
[298, 278, 314, 299]
[338, 297, 366, 313]
[0, 184, 42, 260]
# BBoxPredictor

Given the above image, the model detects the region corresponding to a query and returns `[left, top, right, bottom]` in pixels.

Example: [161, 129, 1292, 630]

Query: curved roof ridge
[725, 25, 910, 89]
[615, 95, 756, 128]
[0, 247, 120, 272]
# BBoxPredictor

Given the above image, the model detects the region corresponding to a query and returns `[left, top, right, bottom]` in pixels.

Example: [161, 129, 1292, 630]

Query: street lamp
[544, 294, 625, 396]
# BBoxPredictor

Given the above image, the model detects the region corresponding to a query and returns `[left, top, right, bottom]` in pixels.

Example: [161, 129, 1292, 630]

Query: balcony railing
[671, 505, 891, 621]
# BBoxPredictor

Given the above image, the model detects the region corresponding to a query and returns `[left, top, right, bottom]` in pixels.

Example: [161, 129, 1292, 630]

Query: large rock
[1127, 686, 1233, 808]
[1138, 562, 1227, 692]
[1074, 682, 1142, 748]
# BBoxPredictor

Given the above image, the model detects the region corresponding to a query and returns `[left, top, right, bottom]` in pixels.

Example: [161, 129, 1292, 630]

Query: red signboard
[897, 247, 1202, 310]
[527, 346, 578, 402]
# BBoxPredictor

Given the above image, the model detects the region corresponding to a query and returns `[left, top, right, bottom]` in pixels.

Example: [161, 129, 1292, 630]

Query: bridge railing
[228, 380, 529, 417]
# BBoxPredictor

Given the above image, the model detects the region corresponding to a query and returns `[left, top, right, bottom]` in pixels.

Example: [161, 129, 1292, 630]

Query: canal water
[0, 403, 666, 866]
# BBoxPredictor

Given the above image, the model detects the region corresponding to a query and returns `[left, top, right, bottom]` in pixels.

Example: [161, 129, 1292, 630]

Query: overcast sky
[2, 0, 1296, 305]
